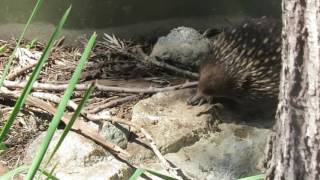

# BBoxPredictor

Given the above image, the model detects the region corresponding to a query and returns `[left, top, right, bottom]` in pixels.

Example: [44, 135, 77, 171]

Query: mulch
[0, 35, 195, 168]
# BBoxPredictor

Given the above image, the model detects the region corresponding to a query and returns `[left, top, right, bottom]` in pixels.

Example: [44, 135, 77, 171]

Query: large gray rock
[163, 123, 272, 180]
[131, 89, 273, 180]
[139, 123, 272, 180]
[24, 130, 132, 180]
[23, 89, 273, 180]
[131, 89, 214, 154]
[150, 27, 212, 70]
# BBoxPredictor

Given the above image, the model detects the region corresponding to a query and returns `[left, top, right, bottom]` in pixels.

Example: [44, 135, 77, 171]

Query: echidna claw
[187, 94, 214, 106]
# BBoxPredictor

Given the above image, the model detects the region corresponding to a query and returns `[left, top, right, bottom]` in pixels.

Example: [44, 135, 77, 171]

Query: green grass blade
[145, 169, 177, 180]
[0, 0, 44, 87]
[25, 32, 97, 180]
[0, 5, 72, 144]
[0, 165, 29, 180]
[38, 166, 59, 180]
[0, 44, 7, 54]
[238, 174, 265, 180]
[0, 142, 7, 152]
[26, 38, 38, 49]
[129, 168, 145, 180]
[45, 83, 95, 167]
[45, 163, 59, 180]
[129, 168, 177, 180]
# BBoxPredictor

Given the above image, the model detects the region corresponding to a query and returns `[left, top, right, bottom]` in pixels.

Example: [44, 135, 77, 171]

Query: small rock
[84, 120, 129, 149]
[100, 122, 130, 149]
[150, 27, 211, 70]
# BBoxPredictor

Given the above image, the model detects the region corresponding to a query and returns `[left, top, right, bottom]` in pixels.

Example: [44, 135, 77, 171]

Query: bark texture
[266, 0, 320, 179]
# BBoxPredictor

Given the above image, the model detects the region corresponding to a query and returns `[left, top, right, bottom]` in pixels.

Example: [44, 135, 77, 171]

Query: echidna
[188, 18, 282, 113]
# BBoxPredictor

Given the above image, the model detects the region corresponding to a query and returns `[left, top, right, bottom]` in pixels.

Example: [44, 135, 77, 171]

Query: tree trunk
[266, 0, 320, 179]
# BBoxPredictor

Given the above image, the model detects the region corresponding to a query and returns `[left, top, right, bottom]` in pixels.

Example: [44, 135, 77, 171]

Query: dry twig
[85, 96, 119, 108]
[0, 88, 130, 158]
[86, 95, 138, 114]
[7, 62, 38, 80]
[101, 33, 199, 79]
[136, 48, 199, 79]
[3, 80, 198, 93]
[30, 92, 78, 110]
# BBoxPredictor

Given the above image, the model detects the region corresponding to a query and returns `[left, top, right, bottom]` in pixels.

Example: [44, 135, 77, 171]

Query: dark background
[0, 0, 280, 29]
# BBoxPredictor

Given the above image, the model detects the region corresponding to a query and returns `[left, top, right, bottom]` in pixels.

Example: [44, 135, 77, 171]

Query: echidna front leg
[187, 93, 214, 106]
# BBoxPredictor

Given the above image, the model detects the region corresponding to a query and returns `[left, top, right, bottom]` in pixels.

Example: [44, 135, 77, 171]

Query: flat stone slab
[131, 89, 273, 179]
[131, 89, 214, 154]
[143, 123, 272, 180]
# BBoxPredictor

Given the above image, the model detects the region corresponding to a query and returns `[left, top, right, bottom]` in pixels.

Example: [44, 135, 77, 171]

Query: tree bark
[266, 0, 320, 179]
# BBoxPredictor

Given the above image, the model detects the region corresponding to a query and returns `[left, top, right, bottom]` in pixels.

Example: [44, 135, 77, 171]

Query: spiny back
[199, 18, 282, 105]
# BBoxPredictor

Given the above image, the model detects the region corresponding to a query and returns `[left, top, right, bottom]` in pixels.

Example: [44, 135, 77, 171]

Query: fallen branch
[0, 88, 130, 158]
[30, 92, 78, 110]
[95, 81, 198, 93]
[85, 96, 119, 109]
[86, 95, 138, 114]
[3, 80, 198, 93]
[7, 62, 38, 80]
